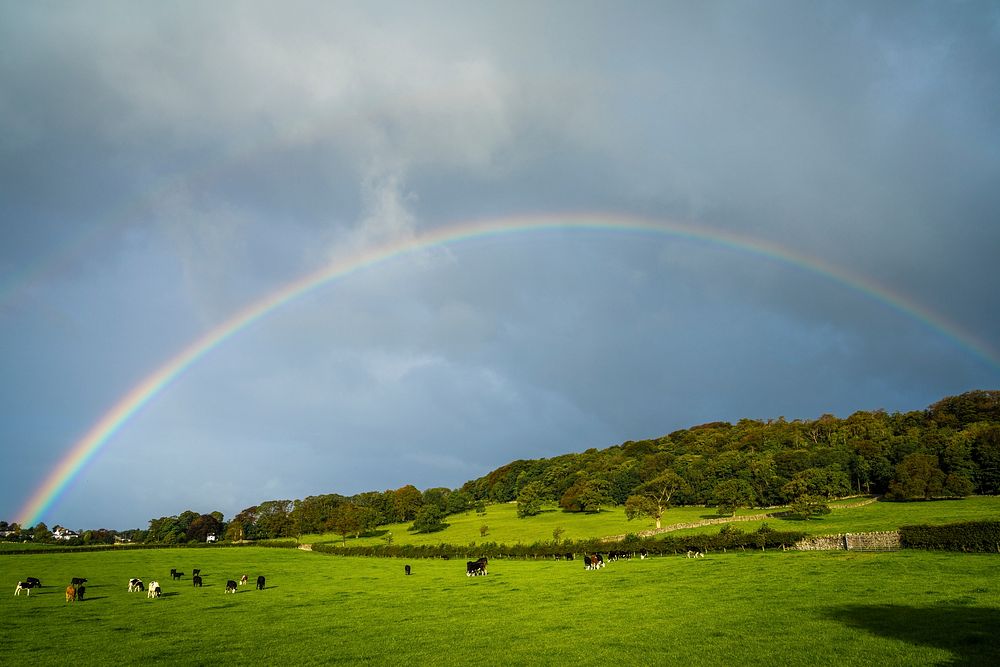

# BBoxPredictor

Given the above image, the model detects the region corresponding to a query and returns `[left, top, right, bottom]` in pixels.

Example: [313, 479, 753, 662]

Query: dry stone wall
[794, 531, 900, 551]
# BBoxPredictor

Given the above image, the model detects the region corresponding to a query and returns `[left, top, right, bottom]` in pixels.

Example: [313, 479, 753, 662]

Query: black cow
[466, 557, 488, 576]
[171, 571, 184, 580]
[71, 577, 87, 586]
[192, 575, 203, 587]
[404, 564, 411, 575]
[170, 568, 177, 577]
[76, 585, 86, 600]
[256, 575, 265, 590]
[225, 580, 237, 594]
[192, 568, 201, 577]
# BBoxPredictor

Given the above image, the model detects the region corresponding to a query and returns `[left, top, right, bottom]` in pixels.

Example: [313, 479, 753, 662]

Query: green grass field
[2, 546, 998, 665]
[303, 495, 1000, 548]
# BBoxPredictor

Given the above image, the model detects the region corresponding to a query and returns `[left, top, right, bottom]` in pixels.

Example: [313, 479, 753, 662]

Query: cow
[65, 585, 76, 602]
[71, 577, 87, 587]
[639, 548, 648, 560]
[686, 549, 704, 558]
[147, 581, 161, 598]
[170, 568, 177, 577]
[225, 580, 238, 594]
[14, 581, 36, 596]
[239, 574, 248, 586]
[76, 585, 86, 601]
[404, 564, 411, 576]
[192, 569, 201, 577]
[256, 575, 265, 590]
[171, 571, 184, 580]
[128, 578, 144, 593]
[466, 557, 488, 576]
[192, 575, 203, 587]
[585, 554, 605, 570]
[25, 577, 41, 588]
[152, 586, 161, 598]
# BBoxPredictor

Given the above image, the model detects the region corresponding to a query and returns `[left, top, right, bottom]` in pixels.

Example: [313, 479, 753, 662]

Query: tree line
[5, 390, 997, 543]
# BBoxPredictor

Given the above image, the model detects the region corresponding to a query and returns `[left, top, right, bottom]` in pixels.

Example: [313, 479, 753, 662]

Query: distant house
[206, 533, 217, 543]
[53, 527, 80, 540]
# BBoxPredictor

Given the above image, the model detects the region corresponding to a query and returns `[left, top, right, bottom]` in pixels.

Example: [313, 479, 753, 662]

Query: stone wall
[794, 530, 900, 551]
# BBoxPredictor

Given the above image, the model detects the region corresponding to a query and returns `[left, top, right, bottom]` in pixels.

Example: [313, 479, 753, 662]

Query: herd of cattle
[13, 568, 267, 602]
[14, 547, 704, 601]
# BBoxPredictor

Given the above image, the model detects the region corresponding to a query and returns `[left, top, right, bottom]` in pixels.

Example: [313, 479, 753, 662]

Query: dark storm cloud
[1, 1, 997, 528]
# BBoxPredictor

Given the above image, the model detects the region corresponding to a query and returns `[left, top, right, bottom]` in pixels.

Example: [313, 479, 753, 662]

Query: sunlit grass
[2, 547, 998, 665]
[301, 495, 1000, 547]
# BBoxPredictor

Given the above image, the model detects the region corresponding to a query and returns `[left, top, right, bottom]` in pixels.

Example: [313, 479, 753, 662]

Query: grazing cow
[565, 553, 575, 561]
[153, 586, 161, 598]
[256, 576, 265, 590]
[66, 585, 76, 602]
[466, 557, 488, 576]
[404, 564, 411, 575]
[192, 569, 201, 577]
[170, 568, 176, 577]
[71, 577, 87, 587]
[639, 548, 648, 560]
[76, 585, 86, 601]
[686, 549, 704, 558]
[14, 581, 36, 596]
[239, 574, 248, 586]
[171, 571, 184, 580]
[25, 577, 41, 587]
[225, 580, 238, 594]
[147, 581, 160, 598]
[128, 578, 143, 593]
[192, 575, 203, 587]
[585, 554, 605, 570]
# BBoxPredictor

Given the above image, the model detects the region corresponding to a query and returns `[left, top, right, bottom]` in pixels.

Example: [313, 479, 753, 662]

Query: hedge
[899, 521, 1000, 552]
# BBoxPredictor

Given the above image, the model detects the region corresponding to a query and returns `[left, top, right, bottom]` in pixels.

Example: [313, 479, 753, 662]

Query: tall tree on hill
[516, 481, 547, 518]
[624, 470, 689, 529]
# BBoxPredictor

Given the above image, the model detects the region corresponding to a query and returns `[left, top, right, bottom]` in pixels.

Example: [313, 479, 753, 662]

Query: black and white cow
[225, 580, 238, 594]
[639, 548, 648, 559]
[128, 578, 144, 592]
[147, 581, 161, 598]
[25, 577, 41, 588]
[466, 557, 488, 576]
[192, 575, 203, 587]
[14, 581, 36, 596]
[256, 576, 265, 590]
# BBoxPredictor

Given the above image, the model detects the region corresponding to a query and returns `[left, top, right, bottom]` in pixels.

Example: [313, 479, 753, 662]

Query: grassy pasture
[304, 496, 1000, 548]
[2, 547, 998, 665]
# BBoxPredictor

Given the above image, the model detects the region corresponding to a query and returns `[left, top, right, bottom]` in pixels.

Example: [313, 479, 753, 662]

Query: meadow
[2, 545, 998, 665]
[302, 495, 1000, 548]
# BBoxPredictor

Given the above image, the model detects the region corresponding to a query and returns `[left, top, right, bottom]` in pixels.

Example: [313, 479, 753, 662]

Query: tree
[712, 479, 753, 516]
[410, 505, 448, 534]
[552, 526, 565, 544]
[480, 524, 489, 538]
[888, 453, 946, 500]
[327, 504, 363, 546]
[187, 514, 223, 542]
[516, 481, 546, 518]
[394, 485, 424, 522]
[624, 470, 689, 529]
[788, 495, 831, 520]
[559, 477, 609, 513]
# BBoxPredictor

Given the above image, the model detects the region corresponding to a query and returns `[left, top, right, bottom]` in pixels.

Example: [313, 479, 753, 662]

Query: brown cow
[66, 585, 76, 602]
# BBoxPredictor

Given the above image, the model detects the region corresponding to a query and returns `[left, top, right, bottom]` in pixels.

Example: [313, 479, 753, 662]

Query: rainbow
[14, 212, 999, 525]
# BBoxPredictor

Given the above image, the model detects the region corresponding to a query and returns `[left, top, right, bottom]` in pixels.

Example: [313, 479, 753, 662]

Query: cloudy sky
[2, 1, 998, 530]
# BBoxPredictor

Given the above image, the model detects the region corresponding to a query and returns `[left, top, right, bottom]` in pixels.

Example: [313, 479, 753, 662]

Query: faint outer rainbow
[15, 212, 999, 525]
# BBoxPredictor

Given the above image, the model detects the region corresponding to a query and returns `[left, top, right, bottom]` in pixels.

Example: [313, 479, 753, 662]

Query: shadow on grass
[824, 604, 1000, 666]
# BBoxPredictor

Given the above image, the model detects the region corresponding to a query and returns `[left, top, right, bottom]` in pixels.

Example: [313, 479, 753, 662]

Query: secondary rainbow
[15, 212, 999, 525]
